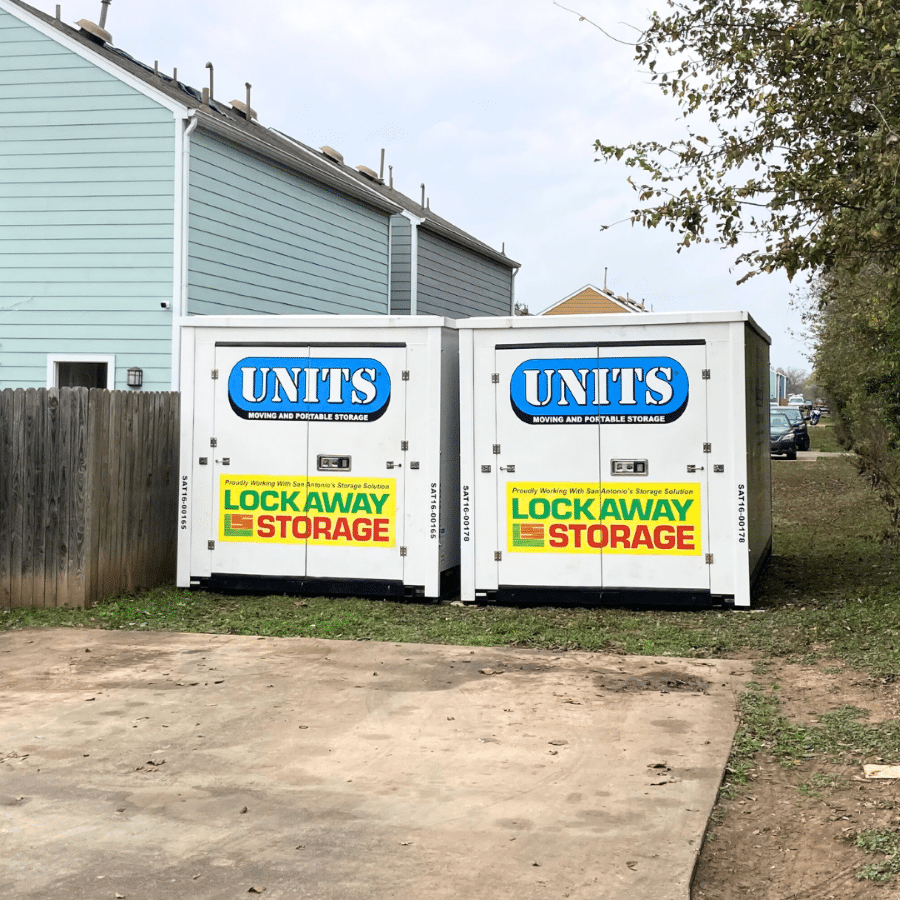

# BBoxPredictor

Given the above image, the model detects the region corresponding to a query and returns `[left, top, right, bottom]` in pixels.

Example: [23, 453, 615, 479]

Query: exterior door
[210, 344, 312, 578]
[303, 345, 408, 584]
[597, 341, 710, 592]
[493, 345, 603, 588]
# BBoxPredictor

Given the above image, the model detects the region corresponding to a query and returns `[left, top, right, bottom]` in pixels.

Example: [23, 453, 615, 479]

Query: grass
[854, 830, 900, 882]
[807, 422, 845, 453]
[732, 686, 900, 769]
[2, 458, 898, 673]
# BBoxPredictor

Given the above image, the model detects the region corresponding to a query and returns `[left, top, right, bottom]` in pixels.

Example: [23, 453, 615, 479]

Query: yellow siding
[543, 288, 627, 315]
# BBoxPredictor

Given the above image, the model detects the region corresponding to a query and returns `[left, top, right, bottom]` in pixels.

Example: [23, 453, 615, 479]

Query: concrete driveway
[0, 629, 747, 900]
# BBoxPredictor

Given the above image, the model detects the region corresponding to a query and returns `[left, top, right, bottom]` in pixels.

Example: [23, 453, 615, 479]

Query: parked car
[770, 405, 810, 450]
[770, 412, 798, 460]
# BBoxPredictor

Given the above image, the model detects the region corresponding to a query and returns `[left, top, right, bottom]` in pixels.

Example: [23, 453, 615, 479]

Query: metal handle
[499, 465, 516, 472]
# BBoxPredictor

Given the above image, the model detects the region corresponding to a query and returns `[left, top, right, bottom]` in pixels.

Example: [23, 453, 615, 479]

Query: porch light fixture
[127, 367, 143, 388]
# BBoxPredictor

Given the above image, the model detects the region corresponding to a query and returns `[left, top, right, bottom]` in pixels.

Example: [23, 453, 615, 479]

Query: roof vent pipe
[98, 0, 110, 29]
[379, 149, 385, 181]
[421, 183, 425, 206]
[205, 62, 214, 101]
[388, 165, 393, 189]
[230, 84, 257, 121]
[55, 5, 60, 20]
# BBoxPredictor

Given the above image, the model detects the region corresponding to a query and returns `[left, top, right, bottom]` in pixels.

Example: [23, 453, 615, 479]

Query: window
[47, 355, 116, 389]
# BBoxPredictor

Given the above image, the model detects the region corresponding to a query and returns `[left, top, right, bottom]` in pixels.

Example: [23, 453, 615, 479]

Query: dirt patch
[595, 667, 710, 693]
[692, 658, 900, 899]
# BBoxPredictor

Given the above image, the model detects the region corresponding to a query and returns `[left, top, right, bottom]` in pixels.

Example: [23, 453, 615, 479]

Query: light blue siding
[0, 7, 176, 391]
[390, 215, 412, 315]
[187, 130, 390, 316]
[417, 229, 511, 318]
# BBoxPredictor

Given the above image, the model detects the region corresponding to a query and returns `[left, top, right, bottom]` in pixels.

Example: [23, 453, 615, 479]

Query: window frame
[46, 354, 116, 390]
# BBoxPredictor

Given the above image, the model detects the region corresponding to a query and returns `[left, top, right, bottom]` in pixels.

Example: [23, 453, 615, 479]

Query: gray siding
[187, 130, 390, 315]
[390, 215, 412, 314]
[0, 6, 176, 390]
[417, 229, 511, 319]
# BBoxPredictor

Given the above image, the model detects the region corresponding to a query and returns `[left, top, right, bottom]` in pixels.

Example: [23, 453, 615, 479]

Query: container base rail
[472, 586, 737, 609]
[191, 565, 460, 602]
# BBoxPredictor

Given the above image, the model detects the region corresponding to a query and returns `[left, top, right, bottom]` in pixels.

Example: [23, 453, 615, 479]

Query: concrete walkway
[0, 629, 748, 900]
[796, 450, 853, 461]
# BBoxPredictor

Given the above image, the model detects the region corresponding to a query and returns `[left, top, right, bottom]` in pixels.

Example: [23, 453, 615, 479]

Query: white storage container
[177, 316, 459, 599]
[458, 312, 771, 608]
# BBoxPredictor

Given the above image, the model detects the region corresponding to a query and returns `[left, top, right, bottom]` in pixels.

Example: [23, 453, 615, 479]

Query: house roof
[540, 284, 646, 315]
[2, 0, 519, 270]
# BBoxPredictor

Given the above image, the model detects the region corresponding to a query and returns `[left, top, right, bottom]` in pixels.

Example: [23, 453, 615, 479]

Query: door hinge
[491, 373, 500, 383]
[199, 457, 208, 466]
[211, 369, 219, 380]
[399, 546, 407, 557]
[702, 369, 711, 380]
[705, 553, 714, 564]
[703, 442, 712, 453]
[401, 370, 410, 381]
[400, 440, 409, 451]
[208, 540, 215, 550]
[210, 437, 217, 448]
[493, 444, 501, 454]
[494, 551, 502, 561]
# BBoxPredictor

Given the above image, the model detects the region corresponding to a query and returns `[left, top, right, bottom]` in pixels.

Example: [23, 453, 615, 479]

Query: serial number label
[180, 475, 189, 530]
[462, 485, 471, 542]
[430, 482, 438, 539]
[737, 483, 747, 544]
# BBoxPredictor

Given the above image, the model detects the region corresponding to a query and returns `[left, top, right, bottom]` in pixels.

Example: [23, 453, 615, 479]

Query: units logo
[507, 482, 702, 555]
[228, 357, 391, 422]
[509, 356, 689, 424]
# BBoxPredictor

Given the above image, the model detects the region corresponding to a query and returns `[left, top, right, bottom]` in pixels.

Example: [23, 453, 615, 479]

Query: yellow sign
[219, 475, 395, 547]
[507, 482, 701, 556]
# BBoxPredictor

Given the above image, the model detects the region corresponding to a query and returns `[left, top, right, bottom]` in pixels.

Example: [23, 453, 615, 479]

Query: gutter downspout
[510, 265, 520, 315]
[170, 111, 199, 390]
[402, 210, 425, 316]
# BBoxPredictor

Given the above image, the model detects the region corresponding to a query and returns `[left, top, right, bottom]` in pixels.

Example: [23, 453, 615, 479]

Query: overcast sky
[63, 0, 810, 370]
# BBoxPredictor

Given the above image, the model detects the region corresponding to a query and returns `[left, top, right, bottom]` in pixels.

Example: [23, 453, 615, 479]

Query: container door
[303, 345, 408, 584]
[597, 341, 710, 592]
[209, 344, 312, 578]
[493, 345, 603, 588]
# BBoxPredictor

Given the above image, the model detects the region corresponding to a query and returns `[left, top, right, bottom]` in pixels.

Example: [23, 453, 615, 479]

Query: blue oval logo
[510, 356, 689, 424]
[228, 357, 391, 422]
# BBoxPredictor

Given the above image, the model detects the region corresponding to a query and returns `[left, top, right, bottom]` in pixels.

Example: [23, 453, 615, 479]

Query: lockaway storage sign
[220, 475, 395, 546]
[507, 482, 702, 555]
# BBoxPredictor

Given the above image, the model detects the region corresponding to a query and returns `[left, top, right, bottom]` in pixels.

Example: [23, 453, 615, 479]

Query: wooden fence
[0, 388, 180, 609]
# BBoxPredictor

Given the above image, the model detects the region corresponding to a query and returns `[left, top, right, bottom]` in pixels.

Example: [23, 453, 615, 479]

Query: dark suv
[770, 405, 809, 451]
